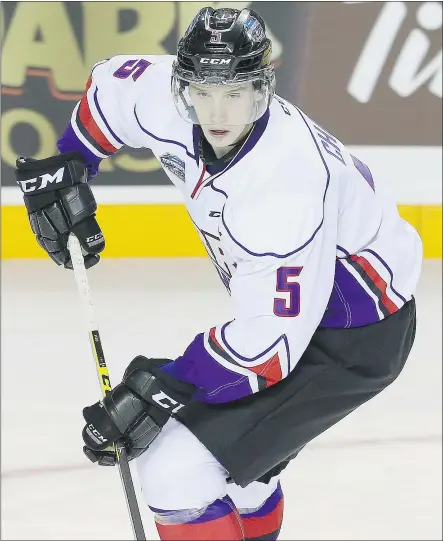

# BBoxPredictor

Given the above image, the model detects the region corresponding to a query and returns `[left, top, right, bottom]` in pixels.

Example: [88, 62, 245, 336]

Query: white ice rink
[2, 258, 442, 540]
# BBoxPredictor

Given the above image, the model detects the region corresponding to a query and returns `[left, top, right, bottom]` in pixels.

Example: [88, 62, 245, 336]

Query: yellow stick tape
[1, 204, 441, 259]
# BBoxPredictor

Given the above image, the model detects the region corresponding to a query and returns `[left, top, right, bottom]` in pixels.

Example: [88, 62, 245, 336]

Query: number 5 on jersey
[113, 59, 151, 81]
[274, 266, 303, 317]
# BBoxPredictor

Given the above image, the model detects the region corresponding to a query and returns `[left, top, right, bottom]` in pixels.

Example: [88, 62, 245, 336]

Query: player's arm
[57, 55, 152, 179]
[14, 56, 152, 267]
[80, 182, 334, 463]
[165, 176, 335, 403]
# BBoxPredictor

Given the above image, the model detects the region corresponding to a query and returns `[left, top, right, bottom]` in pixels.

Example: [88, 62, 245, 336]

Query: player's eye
[196, 91, 210, 98]
[226, 93, 241, 99]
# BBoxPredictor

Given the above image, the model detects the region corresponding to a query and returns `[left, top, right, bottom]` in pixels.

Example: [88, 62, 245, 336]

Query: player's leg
[177, 298, 416, 487]
[136, 417, 244, 540]
[136, 299, 416, 539]
[227, 478, 284, 541]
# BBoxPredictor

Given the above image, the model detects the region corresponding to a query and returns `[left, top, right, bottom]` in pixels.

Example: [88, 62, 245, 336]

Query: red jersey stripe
[209, 327, 224, 351]
[191, 164, 207, 199]
[248, 353, 283, 387]
[78, 80, 118, 154]
[350, 255, 398, 314]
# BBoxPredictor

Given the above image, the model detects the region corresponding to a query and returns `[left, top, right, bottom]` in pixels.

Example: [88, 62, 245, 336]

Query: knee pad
[227, 477, 280, 511]
[238, 482, 284, 541]
[136, 418, 228, 509]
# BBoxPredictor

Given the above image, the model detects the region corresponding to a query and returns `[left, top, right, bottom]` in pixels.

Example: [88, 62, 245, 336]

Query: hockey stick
[67, 233, 146, 541]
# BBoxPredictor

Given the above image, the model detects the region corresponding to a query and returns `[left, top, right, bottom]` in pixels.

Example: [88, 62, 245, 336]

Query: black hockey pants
[177, 298, 416, 487]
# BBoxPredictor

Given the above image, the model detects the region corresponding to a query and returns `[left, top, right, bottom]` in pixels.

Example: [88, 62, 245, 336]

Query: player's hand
[82, 383, 170, 466]
[82, 358, 198, 465]
[14, 152, 105, 269]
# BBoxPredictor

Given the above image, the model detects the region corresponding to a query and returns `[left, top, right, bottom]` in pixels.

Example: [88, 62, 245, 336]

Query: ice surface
[2, 258, 441, 540]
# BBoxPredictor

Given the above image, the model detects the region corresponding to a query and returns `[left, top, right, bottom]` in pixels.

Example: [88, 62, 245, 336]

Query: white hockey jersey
[57, 54, 423, 403]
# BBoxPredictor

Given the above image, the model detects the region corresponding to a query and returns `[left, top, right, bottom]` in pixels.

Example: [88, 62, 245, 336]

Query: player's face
[189, 83, 256, 148]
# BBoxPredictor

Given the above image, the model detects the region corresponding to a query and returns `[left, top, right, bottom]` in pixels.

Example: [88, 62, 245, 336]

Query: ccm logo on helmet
[199, 58, 232, 65]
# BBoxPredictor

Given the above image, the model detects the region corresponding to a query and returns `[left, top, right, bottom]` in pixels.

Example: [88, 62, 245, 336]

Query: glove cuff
[124, 356, 197, 397]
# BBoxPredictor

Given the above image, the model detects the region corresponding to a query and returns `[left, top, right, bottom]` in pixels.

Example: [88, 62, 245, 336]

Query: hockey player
[15, 7, 422, 540]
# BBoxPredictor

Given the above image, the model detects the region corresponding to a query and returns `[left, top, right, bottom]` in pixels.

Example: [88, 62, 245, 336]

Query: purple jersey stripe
[163, 333, 254, 403]
[57, 123, 102, 180]
[220, 323, 291, 376]
[206, 329, 267, 392]
[222, 108, 270, 174]
[220, 323, 289, 362]
[337, 245, 350, 256]
[134, 105, 197, 160]
[192, 125, 200, 165]
[351, 154, 375, 191]
[320, 259, 380, 328]
[240, 482, 283, 519]
[93, 87, 125, 146]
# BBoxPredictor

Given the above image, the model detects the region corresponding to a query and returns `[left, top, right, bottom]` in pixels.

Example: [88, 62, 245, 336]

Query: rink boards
[2, 146, 442, 259]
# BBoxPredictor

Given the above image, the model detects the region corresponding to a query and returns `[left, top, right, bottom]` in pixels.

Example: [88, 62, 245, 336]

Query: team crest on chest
[160, 153, 185, 182]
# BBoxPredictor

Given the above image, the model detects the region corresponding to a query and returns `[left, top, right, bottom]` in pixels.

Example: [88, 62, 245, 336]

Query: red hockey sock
[239, 482, 284, 541]
[151, 495, 244, 540]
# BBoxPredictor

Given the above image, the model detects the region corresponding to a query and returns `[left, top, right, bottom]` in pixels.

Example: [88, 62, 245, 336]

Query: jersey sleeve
[166, 169, 336, 404]
[57, 55, 158, 179]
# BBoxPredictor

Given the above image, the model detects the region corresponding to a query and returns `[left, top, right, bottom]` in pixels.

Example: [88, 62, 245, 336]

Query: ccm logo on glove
[85, 422, 108, 445]
[86, 232, 104, 247]
[17, 166, 65, 193]
[152, 390, 185, 414]
[15, 152, 105, 269]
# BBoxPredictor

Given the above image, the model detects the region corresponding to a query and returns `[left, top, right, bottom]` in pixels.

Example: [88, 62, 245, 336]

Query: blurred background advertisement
[1, 1, 441, 255]
[299, 1, 442, 145]
[1, 1, 311, 187]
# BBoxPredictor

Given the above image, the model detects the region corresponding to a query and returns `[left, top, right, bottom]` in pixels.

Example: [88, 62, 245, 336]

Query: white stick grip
[67, 233, 98, 332]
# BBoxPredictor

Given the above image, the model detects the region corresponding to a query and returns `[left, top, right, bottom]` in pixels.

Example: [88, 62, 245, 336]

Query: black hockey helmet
[171, 7, 275, 125]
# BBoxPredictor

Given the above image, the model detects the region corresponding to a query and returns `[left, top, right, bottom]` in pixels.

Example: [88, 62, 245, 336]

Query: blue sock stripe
[150, 496, 236, 525]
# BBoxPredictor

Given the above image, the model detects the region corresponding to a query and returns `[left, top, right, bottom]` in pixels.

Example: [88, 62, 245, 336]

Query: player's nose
[210, 99, 227, 124]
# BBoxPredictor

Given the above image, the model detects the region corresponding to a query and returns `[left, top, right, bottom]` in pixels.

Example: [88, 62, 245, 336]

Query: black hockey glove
[82, 358, 198, 466]
[15, 151, 104, 269]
